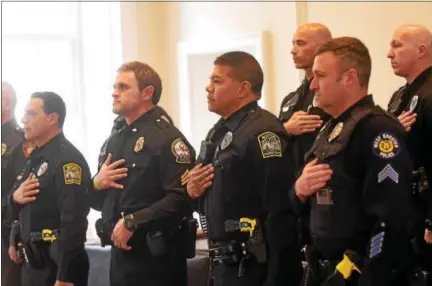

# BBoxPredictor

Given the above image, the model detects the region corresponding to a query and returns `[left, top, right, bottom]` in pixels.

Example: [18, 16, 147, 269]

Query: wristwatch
[425, 218, 432, 231]
[123, 214, 138, 232]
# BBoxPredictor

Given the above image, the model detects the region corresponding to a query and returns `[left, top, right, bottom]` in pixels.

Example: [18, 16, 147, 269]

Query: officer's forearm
[288, 185, 308, 216]
[4, 193, 22, 223]
[88, 179, 107, 211]
[131, 191, 192, 230]
[57, 219, 87, 282]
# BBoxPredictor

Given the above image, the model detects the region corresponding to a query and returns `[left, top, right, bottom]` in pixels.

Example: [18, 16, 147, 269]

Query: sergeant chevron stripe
[378, 164, 399, 183]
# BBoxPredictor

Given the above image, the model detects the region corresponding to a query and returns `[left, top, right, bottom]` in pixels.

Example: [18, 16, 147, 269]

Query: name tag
[316, 188, 333, 205]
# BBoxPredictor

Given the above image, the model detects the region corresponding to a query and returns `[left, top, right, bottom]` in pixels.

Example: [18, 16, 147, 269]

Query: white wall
[304, 2, 432, 107]
[121, 2, 432, 117]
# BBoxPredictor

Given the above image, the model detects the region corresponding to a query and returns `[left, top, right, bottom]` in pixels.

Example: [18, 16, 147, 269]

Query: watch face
[124, 217, 135, 231]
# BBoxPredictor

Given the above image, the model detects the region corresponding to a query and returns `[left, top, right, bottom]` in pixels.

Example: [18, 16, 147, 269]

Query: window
[2, 2, 123, 243]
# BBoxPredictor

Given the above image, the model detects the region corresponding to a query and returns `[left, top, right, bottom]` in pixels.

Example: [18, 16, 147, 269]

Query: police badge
[220, 132, 233, 150]
[37, 162, 48, 177]
[409, 95, 418, 112]
[134, 137, 145, 152]
[328, 122, 343, 142]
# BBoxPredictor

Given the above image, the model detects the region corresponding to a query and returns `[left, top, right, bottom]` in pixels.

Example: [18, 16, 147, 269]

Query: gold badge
[134, 137, 145, 153]
[181, 169, 190, 186]
[171, 138, 191, 164]
[63, 163, 82, 185]
[258, 132, 282, 159]
[37, 162, 48, 177]
[1, 144, 7, 156]
[328, 122, 343, 142]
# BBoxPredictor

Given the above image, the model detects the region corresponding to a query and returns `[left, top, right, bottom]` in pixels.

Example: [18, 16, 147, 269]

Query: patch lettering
[171, 138, 191, 164]
[63, 163, 82, 185]
[372, 133, 400, 159]
[257, 132, 282, 159]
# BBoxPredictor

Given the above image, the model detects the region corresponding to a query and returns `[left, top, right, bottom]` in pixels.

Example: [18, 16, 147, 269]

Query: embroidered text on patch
[258, 132, 282, 158]
[171, 138, 191, 164]
[372, 133, 400, 159]
[63, 163, 82, 185]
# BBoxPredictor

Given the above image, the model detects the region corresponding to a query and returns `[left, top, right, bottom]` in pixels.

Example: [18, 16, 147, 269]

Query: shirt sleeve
[354, 116, 415, 285]
[422, 96, 432, 221]
[132, 137, 196, 229]
[55, 160, 90, 283]
[250, 129, 303, 285]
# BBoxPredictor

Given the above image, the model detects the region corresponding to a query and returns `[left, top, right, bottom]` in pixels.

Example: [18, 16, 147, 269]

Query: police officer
[387, 24, 432, 282]
[1, 82, 33, 286]
[4, 92, 91, 286]
[279, 23, 332, 173]
[90, 61, 195, 286]
[291, 37, 416, 286]
[96, 108, 173, 171]
[186, 51, 302, 286]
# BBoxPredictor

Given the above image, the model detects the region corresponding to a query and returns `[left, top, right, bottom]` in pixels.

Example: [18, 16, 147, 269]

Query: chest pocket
[124, 140, 154, 186]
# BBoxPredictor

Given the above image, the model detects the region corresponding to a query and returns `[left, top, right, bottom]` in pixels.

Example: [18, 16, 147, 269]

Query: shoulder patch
[171, 138, 191, 164]
[372, 133, 400, 159]
[63, 163, 82, 185]
[1, 144, 7, 156]
[257, 132, 282, 158]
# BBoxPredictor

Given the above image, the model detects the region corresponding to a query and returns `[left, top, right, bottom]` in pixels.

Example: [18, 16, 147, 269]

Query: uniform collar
[221, 101, 258, 131]
[407, 66, 432, 95]
[334, 95, 375, 122]
[31, 133, 65, 159]
[125, 106, 164, 132]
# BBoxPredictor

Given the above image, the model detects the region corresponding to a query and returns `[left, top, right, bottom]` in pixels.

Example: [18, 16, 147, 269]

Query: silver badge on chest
[37, 162, 48, 177]
[220, 131, 233, 150]
[409, 95, 418, 112]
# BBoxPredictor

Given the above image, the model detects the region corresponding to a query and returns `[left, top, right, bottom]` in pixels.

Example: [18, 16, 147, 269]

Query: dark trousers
[416, 230, 432, 286]
[110, 244, 187, 286]
[2, 242, 21, 286]
[21, 243, 89, 286]
[211, 256, 267, 286]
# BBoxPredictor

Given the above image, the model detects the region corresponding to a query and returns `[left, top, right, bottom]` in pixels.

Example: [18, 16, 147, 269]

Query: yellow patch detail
[63, 163, 82, 185]
[181, 169, 190, 186]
